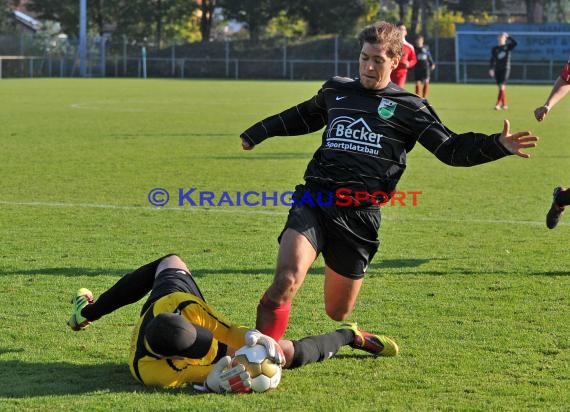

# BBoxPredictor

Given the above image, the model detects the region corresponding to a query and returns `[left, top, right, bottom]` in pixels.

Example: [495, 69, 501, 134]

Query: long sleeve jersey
[241, 77, 512, 204]
[129, 292, 249, 388]
[490, 37, 517, 71]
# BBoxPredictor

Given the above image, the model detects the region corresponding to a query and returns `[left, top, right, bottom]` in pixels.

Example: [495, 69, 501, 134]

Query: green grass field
[0, 78, 569, 411]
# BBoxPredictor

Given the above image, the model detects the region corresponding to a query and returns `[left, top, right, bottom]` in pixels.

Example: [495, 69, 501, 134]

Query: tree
[544, 0, 570, 22]
[443, 0, 503, 15]
[27, 0, 197, 46]
[199, 0, 215, 42]
[1, 0, 21, 31]
[218, 0, 284, 41]
[0, 2, 10, 32]
[410, 0, 422, 38]
[286, 0, 367, 36]
[115, 0, 197, 46]
[27, 0, 79, 36]
[524, 0, 543, 22]
[395, 0, 410, 22]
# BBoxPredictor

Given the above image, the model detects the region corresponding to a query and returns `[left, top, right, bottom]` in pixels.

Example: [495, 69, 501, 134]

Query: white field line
[0, 200, 555, 225]
[0, 200, 287, 216]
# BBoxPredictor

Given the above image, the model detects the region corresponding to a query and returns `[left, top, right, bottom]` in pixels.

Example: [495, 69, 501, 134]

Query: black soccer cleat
[546, 186, 566, 229]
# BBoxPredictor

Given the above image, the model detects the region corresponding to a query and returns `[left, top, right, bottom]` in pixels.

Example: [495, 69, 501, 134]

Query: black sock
[82, 254, 176, 321]
[555, 189, 570, 207]
[288, 329, 353, 369]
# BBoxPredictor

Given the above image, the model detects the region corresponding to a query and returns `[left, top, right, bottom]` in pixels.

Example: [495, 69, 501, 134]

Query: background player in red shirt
[390, 22, 416, 87]
[534, 59, 570, 229]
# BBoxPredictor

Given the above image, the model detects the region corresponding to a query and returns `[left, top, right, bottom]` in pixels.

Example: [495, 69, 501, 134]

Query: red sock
[415, 83, 420, 95]
[502, 92, 508, 107]
[497, 90, 503, 106]
[255, 293, 291, 340]
[423, 83, 429, 98]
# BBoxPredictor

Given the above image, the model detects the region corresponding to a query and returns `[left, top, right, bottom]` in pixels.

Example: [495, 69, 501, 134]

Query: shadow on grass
[1, 260, 567, 278]
[0, 354, 373, 399]
[0, 358, 197, 398]
[369, 258, 436, 270]
[0, 266, 323, 277]
[0, 258, 431, 277]
[211, 153, 310, 160]
[0, 267, 127, 277]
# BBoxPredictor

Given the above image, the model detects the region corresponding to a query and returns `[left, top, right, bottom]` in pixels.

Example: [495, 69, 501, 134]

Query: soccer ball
[232, 344, 282, 393]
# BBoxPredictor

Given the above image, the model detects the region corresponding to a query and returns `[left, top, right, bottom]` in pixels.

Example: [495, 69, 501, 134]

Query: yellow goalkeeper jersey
[128, 291, 249, 388]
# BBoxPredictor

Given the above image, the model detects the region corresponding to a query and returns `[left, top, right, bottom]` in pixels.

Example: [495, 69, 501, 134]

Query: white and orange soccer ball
[232, 344, 282, 393]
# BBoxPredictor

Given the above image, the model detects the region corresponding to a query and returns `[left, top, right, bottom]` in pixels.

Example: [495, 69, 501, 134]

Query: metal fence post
[225, 40, 230, 78]
[334, 36, 339, 76]
[171, 42, 176, 77]
[282, 38, 287, 78]
[123, 35, 128, 76]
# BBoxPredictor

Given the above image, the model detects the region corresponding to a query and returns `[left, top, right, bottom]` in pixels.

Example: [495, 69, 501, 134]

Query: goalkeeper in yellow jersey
[67, 254, 398, 393]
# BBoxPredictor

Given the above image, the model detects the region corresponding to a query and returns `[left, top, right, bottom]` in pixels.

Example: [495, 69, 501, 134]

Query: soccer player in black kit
[413, 35, 436, 98]
[240, 21, 538, 343]
[489, 32, 517, 110]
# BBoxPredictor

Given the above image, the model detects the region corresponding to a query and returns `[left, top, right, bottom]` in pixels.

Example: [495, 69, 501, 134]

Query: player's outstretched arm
[534, 76, 570, 122]
[498, 119, 539, 158]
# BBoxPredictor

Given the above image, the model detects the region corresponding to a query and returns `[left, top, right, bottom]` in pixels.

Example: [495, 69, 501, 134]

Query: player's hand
[245, 329, 286, 366]
[498, 119, 539, 159]
[241, 136, 254, 150]
[204, 356, 252, 393]
[489, 69, 494, 77]
[534, 105, 550, 122]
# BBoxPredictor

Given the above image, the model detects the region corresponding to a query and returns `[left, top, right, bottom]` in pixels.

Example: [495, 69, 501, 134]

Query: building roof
[12, 10, 41, 32]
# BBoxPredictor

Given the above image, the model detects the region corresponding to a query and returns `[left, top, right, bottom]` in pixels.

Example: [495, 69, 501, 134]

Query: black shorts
[414, 68, 430, 81]
[140, 268, 205, 315]
[279, 185, 381, 279]
[494, 68, 510, 85]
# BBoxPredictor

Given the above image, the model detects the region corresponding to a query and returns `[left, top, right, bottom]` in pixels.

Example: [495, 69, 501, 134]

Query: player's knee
[156, 254, 189, 275]
[270, 270, 302, 300]
[325, 304, 351, 322]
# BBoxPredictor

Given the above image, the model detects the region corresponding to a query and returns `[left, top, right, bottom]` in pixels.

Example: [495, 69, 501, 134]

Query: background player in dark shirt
[240, 21, 538, 342]
[413, 35, 435, 98]
[534, 58, 570, 228]
[489, 32, 517, 110]
[67, 254, 398, 392]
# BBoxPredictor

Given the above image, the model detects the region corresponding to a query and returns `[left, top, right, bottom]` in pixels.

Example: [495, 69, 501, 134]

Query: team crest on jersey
[378, 98, 397, 119]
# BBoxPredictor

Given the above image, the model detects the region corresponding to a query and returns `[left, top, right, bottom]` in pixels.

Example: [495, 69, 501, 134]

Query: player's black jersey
[414, 46, 434, 74]
[490, 37, 517, 71]
[241, 77, 511, 203]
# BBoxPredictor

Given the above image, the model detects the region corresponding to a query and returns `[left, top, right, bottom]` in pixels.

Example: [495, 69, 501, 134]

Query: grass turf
[0, 78, 569, 411]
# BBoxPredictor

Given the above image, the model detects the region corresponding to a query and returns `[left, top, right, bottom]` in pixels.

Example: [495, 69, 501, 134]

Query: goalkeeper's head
[143, 312, 213, 359]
